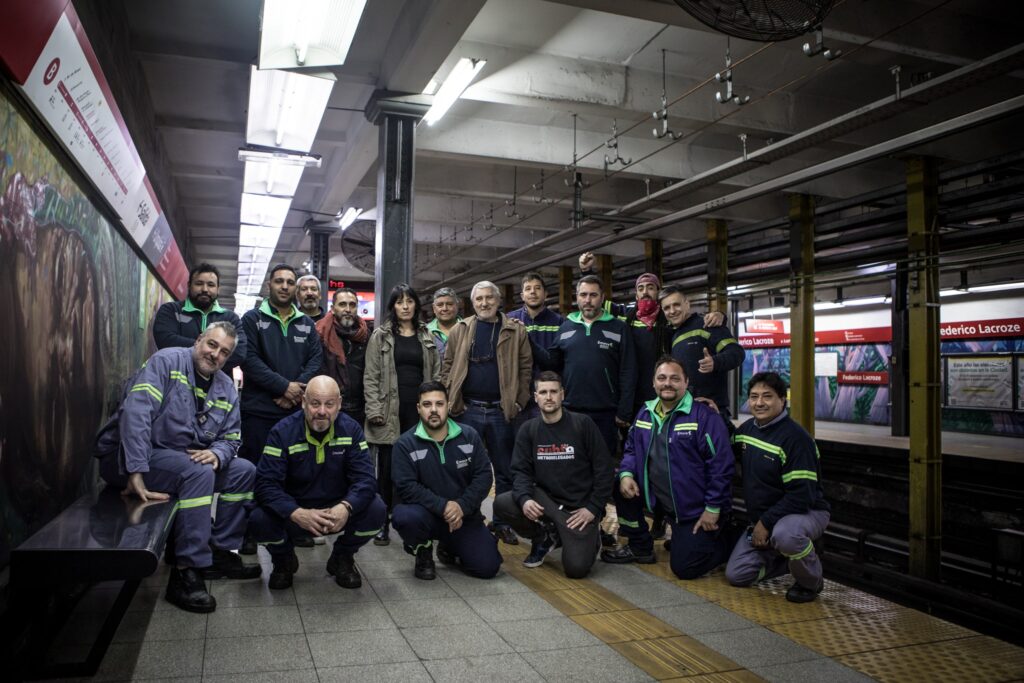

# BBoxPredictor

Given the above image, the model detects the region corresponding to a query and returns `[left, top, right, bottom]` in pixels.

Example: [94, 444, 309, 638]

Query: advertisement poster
[946, 356, 1013, 410]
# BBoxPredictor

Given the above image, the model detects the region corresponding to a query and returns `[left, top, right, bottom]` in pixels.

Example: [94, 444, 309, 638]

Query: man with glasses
[441, 281, 532, 545]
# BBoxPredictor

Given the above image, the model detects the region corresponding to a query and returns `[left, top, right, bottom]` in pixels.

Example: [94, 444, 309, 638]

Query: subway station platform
[737, 416, 1024, 464]
[39, 500, 1024, 683]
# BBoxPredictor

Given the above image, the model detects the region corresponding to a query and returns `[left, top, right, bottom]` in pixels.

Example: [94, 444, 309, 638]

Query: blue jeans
[460, 401, 515, 527]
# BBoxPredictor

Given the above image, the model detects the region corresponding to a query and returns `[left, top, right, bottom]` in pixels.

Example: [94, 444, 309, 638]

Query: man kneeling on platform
[602, 356, 735, 579]
[95, 322, 260, 613]
[392, 381, 503, 580]
[494, 371, 613, 577]
[250, 376, 385, 590]
[726, 372, 830, 603]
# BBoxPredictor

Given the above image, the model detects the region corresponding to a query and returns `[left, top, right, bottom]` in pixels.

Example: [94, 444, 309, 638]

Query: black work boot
[327, 548, 362, 589]
[166, 568, 216, 613]
[202, 547, 263, 580]
[414, 545, 436, 581]
[374, 523, 391, 546]
[239, 532, 257, 555]
[600, 544, 656, 564]
[268, 551, 299, 590]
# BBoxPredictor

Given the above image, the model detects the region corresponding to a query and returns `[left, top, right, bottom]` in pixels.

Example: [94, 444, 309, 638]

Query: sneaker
[436, 545, 457, 566]
[294, 535, 315, 548]
[268, 552, 299, 590]
[785, 581, 824, 603]
[600, 545, 656, 564]
[326, 549, 362, 589]
[374, 525, 391, 546]
[492, 525, 519, 546]
[166, 568, 216, 613]
[523, 533, 556, 568]
[414, 546, 436, 580]
[201, 548, 262, 580]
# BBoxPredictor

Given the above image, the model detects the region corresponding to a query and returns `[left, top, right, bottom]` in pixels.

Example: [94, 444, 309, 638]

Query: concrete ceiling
[121, 0, 1024, 304]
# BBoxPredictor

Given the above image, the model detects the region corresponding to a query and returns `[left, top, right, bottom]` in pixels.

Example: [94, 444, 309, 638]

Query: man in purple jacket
[601, 355, 734, 579]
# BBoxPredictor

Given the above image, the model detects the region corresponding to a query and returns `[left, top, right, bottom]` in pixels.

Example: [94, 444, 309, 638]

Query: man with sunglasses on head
[441, 281, 532, 546]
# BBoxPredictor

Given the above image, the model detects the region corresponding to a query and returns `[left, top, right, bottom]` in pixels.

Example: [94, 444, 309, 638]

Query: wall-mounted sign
[940, 318, 1024, 340]
[946, 356, 1013, 410]
[745, 319, 785, 334]
[837, 371, 889, 385]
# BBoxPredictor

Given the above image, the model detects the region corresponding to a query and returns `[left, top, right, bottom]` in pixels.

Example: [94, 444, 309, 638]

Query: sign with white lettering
[946, 356, 1013, 410]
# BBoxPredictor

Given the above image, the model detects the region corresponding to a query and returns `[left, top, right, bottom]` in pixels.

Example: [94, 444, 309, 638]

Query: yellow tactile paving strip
[632, 545, 1024, 682]
[499, 549, 765, 681]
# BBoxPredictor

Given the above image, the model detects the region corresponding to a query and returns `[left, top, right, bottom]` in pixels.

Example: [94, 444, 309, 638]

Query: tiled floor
[38, 517, 1024, 683]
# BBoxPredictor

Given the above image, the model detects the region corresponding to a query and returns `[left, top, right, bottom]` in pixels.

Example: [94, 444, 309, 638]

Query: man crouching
[250, 376, 386, 590]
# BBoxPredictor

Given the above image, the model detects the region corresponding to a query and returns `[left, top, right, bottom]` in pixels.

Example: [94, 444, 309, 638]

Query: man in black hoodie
[495, 371, 613, 578]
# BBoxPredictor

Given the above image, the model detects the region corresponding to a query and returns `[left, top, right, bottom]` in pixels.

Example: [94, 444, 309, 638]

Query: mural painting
[0, 90, 170, 570]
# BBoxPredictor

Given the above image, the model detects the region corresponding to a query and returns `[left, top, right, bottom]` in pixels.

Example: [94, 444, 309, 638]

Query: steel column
[706, 219, 728, 313]
[891, 263, 910, 436]
[906, 156, 942, 580]
[644, 238, 663, 282]
[365, 92, 428, 325]
[788, 194, 815, 435]
[559, 265, 573, 316]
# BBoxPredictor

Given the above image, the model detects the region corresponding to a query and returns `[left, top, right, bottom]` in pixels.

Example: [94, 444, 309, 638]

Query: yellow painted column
[644, 238, 663, 282]
[788, 195, 815, 436]
[596, 254, 613, 300]
[906, 156, 942, 580]
[706, 219, 728, 314]
[559, 265, 573, 316]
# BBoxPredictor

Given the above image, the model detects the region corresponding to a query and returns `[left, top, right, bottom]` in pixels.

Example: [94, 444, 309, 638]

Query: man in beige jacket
[442, 281, 532, 544]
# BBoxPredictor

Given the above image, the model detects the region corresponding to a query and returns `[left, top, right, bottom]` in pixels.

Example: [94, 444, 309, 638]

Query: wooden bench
[7, 486, 177, 679]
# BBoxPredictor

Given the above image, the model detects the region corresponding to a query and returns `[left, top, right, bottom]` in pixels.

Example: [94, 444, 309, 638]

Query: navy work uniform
[249, 411, 386, 559]
[391, 420, 503, 578]
[95, 347, 255, 569]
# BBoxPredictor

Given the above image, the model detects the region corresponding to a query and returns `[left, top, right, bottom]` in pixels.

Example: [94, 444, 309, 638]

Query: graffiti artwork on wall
[0, 91, 170, 569]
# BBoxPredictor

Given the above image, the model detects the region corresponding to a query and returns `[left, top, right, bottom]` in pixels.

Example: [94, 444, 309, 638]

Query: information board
[946, 356, 1013, 410]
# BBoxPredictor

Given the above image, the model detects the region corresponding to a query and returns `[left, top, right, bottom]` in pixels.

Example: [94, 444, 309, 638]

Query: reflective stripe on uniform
[219, 492, 253, 503]
[130, 383, 163, 402]
[263, 445, 282, 457]
[178, 495, 213, 509]
[781, 469, 818, 483]
[733, 434, 787, 465]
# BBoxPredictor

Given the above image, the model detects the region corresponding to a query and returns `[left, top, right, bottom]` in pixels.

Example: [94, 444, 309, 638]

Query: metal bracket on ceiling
[653, 50, 684, 140]
[531, 169, 556, 205]
[890, 64, 903, 101]
[505, 166, 523, 219]
[604, 119, 632, 177]
[803, 26, 842, 61]
[739, 133, 749, 161]
[715, 39, 750, 106]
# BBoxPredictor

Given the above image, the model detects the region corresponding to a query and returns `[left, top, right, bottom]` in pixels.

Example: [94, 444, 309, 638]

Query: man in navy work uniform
[726, 372, 830, 603]
[95, 322, 260, 613]
[495, 371, 613, 578]
[661, 285, 744, 432]
[391, 381, 502, 581]
[239, 264, 324, 466]
[531, 274, 636, 458]
[153, 263, 246, 374]
[506, 271, 564, 428]
[250, 375, 385, 590]
[602, 356, 735, 580]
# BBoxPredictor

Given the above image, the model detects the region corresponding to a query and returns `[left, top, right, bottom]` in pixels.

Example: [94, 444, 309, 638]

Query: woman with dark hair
[364, 284, 441, 544]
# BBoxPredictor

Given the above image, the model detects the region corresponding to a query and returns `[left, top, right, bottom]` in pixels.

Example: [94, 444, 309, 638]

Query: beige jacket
[441, 314, 532, 422]
[363, 321, 440, 444]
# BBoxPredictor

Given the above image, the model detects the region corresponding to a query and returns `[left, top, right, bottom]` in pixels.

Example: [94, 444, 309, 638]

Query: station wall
[0, 88, 170, 571]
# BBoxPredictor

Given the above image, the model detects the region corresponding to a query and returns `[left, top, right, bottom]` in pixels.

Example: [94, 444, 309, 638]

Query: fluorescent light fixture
[813, 301, 844, 311]
[842, 296, 889, 307]
[238, 148, 322, 167]
[239, 225, 282, 248]
[338, 207, 362, 230]
[246, 67, 335, 152]
[259, 0, 367, 69]
[738, 307, 789, 318]
[244, 159, 304, 196]
[238, 247, 276, 264]
[241, 193, 292, 227]
[964, 282, 1024, 293]
[234, 293, 260, 311]
[423, 58, 486, 126]
[422, 79, 439, 95]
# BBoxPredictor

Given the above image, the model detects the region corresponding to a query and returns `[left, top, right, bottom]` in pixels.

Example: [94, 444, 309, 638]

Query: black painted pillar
[365, 92, 429, 325]
[891, 262, 910, 436]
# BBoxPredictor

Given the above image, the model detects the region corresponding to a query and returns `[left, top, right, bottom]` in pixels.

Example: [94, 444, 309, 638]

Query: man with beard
[427, 286, 460, 357]
[531, 275, 636, 459]
[95, 322, 260, 613]
[153, 263, 247, 373]
[441, 281, 532, 545]
[296, 274, 326, 321]
[239, 265, 323, 551]
[660, 286, 744, 433]
[250, 376, 385, 590]
[391, 381, 502, 580]
[494, 371, 613, 578]
[315, 287, 369, 426]
[602, 356, 734, 579]
[506, 272, 563, 428]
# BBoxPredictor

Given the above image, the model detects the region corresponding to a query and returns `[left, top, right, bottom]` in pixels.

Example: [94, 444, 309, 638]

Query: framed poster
[945, 356, 1013, 410]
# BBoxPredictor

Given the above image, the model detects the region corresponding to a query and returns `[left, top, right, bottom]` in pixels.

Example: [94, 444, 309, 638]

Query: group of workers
[94, 252, 829, 614]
